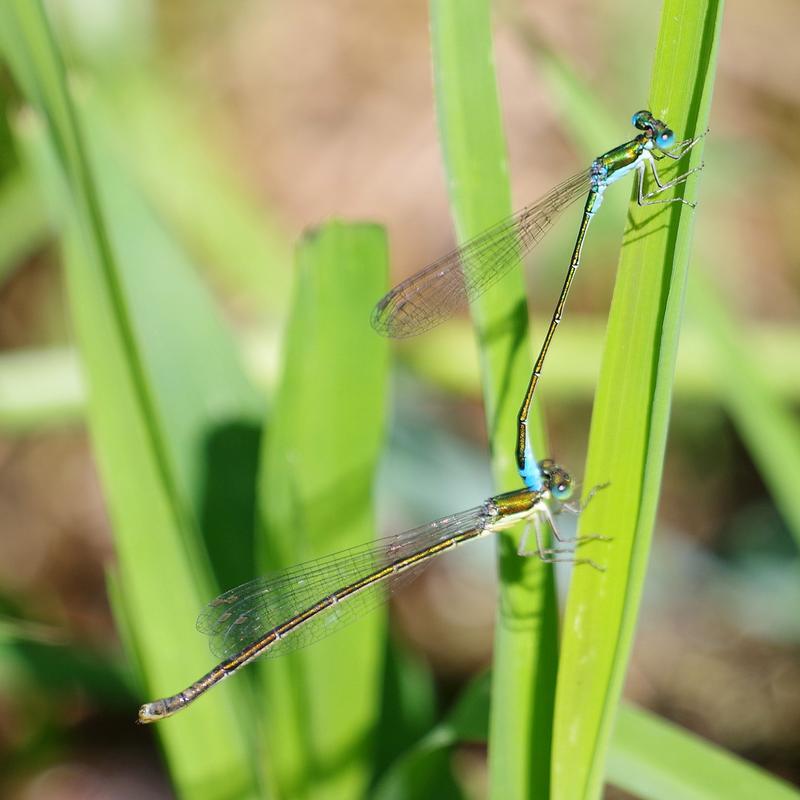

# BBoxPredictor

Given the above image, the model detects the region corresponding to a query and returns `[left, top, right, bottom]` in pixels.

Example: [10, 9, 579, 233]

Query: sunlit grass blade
[608, 705, 800, 800]
[377, 673, 800, 800]
[429, 1, 557, 796]
[256, 222, 389, 799]
[0, 346, 83, 430]
[10, 30, 265, 596]
[88, 70, 291, 316]
[0, 3, 262, 795]
[552, 3, 725, 799]
[512, 9, 798, 792]
[5, 321, 800, 435]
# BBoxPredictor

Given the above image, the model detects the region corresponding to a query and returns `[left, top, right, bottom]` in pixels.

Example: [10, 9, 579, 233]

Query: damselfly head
[631, 109, 655, 129]
[538, 459, 574, 501]
[653, 125, 675, 149]
[632, 110, 676, 150]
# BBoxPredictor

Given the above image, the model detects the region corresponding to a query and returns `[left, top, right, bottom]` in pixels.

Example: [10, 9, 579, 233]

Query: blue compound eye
[657, 128, 675, 149]
[632, 110, 653, 130]
[551, 481, 573, 502]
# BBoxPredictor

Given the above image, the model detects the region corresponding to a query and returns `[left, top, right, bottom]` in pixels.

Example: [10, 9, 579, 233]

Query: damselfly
[371, 110, 705, 490]
[138, 460, 595, 723]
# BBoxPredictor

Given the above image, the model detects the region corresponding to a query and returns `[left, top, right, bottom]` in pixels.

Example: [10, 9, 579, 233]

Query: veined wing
[371, 169, 591, 338]
[196, 503, 493, 660]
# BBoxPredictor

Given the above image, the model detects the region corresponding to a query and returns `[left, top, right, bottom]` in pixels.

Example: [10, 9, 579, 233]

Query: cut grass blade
[429, 1, 557, 796]
[256, 222, 389, 799]
[552, 3, 725, 799]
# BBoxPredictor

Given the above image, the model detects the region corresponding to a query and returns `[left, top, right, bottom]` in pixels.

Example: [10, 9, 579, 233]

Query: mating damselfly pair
[138, 110, 704, 723]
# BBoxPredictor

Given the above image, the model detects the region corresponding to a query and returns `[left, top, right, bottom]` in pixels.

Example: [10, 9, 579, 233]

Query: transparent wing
[197, 503, 492, 660]
[371, 169, 591, 338]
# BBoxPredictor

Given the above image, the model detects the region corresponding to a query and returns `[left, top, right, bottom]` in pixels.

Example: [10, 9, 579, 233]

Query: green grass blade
[0, 346, 84, 430]
[0, 3, 262, 796]
[59, 116, 265, 591]
[89, 70, 291, 316]
[60, 132, 262, 795]
[513, 0, 800, 553]
[17, 87, 265, 594]
[609, 705, 800, 800]
[429, 2, 558, 796]
[489, 7, 800, 794]
[6, 320, 800, 434]
[256, 222, 389, 799]
[376, 673, 799, 800]
[552, 3, 725, 799]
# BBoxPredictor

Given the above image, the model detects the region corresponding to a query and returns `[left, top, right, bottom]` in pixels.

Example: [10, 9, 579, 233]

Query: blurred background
[1, 0, 798, 797]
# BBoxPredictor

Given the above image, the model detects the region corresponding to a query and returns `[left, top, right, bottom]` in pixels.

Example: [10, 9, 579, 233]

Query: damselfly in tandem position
[138, 460, 605, 723]
[371, 110, 705, 491]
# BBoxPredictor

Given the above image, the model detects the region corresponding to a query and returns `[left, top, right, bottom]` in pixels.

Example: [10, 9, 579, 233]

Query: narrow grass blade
[510, 0, 800, 553]
[5, 321, 800, 434]
[0, 346, 83, 430]
[257, 222, 389, 799]
[0, 3, 262, 795]
[609, 705, 800, 800]
[376, 673, 800, 800]
[552, 3, 725, 799]
[88, 71, 291, 316]
[512, 12, 799, 792]
[429, 2, 558, 796]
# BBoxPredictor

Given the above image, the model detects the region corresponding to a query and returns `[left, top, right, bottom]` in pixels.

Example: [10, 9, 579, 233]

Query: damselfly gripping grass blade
[138, 460, 598, 723]
[372, 111, 705, 490]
